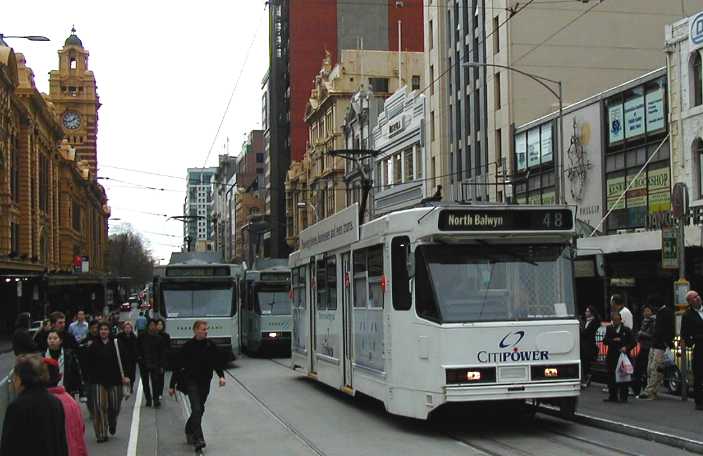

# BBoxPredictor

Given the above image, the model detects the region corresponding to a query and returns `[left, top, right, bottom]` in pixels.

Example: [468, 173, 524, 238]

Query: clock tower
[49, 27, 101, 176]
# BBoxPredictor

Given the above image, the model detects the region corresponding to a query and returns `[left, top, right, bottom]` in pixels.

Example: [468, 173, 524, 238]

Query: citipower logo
[691, 12, 703, 46]
[477, 330, 550, 363]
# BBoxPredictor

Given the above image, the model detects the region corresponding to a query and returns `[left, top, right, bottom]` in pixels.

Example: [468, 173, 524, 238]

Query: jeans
[185, 381, 211, 441]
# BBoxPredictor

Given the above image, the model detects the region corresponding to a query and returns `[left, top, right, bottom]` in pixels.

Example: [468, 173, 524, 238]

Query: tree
[107, 225, 154, 290]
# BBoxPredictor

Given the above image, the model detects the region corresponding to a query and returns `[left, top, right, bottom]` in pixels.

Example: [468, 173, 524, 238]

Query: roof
[64, 27, 83, 47]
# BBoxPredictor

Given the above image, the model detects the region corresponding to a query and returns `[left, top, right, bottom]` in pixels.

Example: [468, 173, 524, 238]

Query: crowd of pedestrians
[580, 290, 702, 411]
[4, 308, 226, 452]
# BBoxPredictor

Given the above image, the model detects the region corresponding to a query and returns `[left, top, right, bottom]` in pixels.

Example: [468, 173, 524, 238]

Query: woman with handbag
[603, 311, 636, 403]
[85, 322, 129, 443]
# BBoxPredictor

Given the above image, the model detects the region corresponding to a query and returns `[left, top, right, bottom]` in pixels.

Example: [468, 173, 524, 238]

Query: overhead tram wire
[201, 5, 267, 167]
[99, 165, 186, 180]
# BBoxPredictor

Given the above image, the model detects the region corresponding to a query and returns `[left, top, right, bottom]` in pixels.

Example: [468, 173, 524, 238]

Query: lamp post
[297, 201, 320, 223]
[168, 215, 206, 252]
[0, 34, 50, 47]
[462, 62, 565, 204]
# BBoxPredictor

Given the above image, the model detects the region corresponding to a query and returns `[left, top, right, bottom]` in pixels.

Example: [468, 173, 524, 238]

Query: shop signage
[646, 87, 665, 132]
[388, 119, 404, 137]
[527, 128, 540, 168]
[540, 124, 553, 164]
[608, 103, 624, 144]
[516, 133, 527, 171]
[690, 11, 703, 51]
[624, 94, 645, 139]
[662, 227, 678, 270]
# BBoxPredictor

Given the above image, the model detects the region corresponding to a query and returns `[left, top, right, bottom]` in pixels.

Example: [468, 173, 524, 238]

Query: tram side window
[317, 259, 328, 310]
[353, 245, 385, 309]
[327, 256, 337, 310]
[293, 267, 306, 309]
[391, 236, 411, 311]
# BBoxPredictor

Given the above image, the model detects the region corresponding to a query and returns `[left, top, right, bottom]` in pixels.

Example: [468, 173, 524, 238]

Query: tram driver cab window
[391, 236, 411, 311]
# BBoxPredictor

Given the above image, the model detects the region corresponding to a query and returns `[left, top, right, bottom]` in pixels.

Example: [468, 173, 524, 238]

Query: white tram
[289, 203, 579, 419]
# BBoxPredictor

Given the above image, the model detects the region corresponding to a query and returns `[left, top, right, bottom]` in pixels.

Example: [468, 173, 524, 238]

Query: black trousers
[631, 347, 650, 396]
[607, 363, 629, 401]
[693, 345, 703, 406]
[139, 364, 163, 402]
[185, 380, 211, 441]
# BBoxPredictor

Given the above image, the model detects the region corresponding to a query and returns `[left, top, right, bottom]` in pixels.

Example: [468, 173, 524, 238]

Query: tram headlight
[268, 332, 278, 338]
[544, 367, 558, 378]
[466, 371, 482, 381]
[446, 367, 496, 385]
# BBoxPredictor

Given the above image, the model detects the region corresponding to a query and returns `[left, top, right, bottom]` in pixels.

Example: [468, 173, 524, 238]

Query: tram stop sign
[672, 183, 689, 218]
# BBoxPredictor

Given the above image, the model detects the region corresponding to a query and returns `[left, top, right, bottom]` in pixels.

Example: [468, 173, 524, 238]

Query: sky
[3, 0, 270, 263]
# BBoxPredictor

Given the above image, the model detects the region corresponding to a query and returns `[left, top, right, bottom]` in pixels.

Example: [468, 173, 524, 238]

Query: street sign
[672, 182, 689, 218]
[662, 226, 678, 270]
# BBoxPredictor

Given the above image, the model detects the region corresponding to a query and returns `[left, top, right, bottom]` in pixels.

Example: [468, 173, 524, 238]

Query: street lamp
[0, 34, 50, 47]
[297, 201, 320, 223]
[462, 61, 565, 204]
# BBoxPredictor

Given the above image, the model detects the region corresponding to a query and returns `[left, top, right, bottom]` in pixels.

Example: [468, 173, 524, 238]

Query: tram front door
[342, 252, 353, 388]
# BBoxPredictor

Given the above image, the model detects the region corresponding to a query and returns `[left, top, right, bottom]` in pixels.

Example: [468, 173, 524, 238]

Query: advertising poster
[608, 102, 624, 144]
[527, 128, 541, 168]
[625, 173, 647, 208]
[516, 132, 527, 171]
[646, 86, 665, 133]
[606, 175, 626, 210]
[624, 94, 645, 139]
[648, 166, 671, 214]
[541, 124, 553, 164]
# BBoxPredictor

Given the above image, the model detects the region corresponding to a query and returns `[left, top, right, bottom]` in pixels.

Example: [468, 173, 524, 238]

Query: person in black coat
[0, 353, 68, 456]
[169, 320, 226, 451]
[579, 306, 600, 388]
[12, 312, 38, 356]
[85, 322, 129, 442]
[632, 303, 655, 396]
[138, 319, 168, 407]
[603, 311, 636, 403]
[155, 318, 171, 398]
[44, 330, 83, 396]
[117, 321, 139, 393]
[682, 290, 703, 410]
[639, 297, 674, 399]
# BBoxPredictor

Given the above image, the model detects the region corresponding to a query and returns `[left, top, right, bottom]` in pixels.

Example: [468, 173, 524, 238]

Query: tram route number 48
[438, 209, 573, 231]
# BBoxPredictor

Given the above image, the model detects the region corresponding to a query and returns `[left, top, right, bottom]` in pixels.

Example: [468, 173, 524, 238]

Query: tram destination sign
[438, 208, 574, 231]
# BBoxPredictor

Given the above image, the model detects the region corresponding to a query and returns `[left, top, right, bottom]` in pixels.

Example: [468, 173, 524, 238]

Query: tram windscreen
[161, 282, 234, 317]
[415, 244, 574, 323]
[255, 291, 292, 315]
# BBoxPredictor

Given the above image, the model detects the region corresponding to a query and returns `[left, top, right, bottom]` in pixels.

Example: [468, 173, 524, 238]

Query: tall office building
[183, 167, 217, 251]
[267, 0, 423, 258]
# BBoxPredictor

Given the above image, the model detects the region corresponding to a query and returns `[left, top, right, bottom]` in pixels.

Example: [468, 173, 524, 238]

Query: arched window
[692, 51, 702, 107]
[70, 57, 77, 70]
[695, 138, 703, 198]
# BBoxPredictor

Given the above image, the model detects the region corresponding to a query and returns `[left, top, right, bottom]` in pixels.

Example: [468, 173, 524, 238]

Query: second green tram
[240, 261, 293, 354]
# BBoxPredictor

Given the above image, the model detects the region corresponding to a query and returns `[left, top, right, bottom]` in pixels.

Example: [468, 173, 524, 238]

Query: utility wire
[202, 5, 267, 167]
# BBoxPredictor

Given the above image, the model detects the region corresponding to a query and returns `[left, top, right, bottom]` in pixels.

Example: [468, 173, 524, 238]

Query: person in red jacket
[44, 357, 88, 456]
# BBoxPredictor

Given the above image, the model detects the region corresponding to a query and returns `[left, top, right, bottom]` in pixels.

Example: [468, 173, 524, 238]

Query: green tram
[239, 259, 293, 355]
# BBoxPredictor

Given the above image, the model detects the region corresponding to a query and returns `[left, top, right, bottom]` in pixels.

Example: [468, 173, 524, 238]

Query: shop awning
[577, 225, 703, 256]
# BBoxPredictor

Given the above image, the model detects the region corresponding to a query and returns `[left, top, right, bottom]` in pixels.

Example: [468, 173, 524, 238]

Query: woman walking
[155, 318, 171, 401]
[169, 320, 226, 452]
[117, 321, 139, 393]
[579, 306, 600, 388]
[85, 322, 129, 443]
[45, 330, 83, 397]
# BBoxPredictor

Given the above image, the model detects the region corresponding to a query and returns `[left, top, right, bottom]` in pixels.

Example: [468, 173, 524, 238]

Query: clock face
[63, 111, 81, 130]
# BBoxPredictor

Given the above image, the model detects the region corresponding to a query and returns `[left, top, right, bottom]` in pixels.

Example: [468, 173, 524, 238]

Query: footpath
[543, 382, 703, 454]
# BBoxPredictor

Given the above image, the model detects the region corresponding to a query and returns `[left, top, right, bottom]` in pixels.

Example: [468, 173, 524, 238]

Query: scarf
[45, 347, 64, 386]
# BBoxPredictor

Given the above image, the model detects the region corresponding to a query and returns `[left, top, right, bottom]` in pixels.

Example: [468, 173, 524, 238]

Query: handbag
[114, 338, 132, 399]
[615, 352, 633, 383]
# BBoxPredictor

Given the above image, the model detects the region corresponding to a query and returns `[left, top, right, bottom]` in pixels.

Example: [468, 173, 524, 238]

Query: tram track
[224, 367, 329, 456]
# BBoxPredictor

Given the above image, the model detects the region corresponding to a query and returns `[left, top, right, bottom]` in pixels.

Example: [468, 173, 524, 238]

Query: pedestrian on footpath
[36, 312, 79, 352]
[118, 321, 139, 393]
[603, 311, 636, 403]
[169, 320, 226, 452]
[580, 306, 600, 389]
[44, 357, 88, 456]
[45, 330, 83, 397]
[639, 297, 674, 400]
[155, 318, 171, 400]
[12, 312, 38, 356]
[85, 321, 129, 443]
[681, 290, 703, 411]
[136, 311, 148, 334]
[138, 319, 168, 407]
[631, 302, 655, 396]
[68, 310, 90, 345]
[0, 354, 68, 456]
[611, 294, 633, 330]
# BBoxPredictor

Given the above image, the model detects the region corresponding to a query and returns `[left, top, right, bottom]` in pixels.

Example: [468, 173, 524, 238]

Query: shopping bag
[615, 353, 633, 383]
[662, 348, 676, 367]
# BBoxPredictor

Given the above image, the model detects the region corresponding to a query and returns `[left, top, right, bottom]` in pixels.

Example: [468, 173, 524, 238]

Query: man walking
[36, 312, 78, 352]
[68, 310, 89, 344]
[682, 290, 703, 410]
[169, 320, 226, 452]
